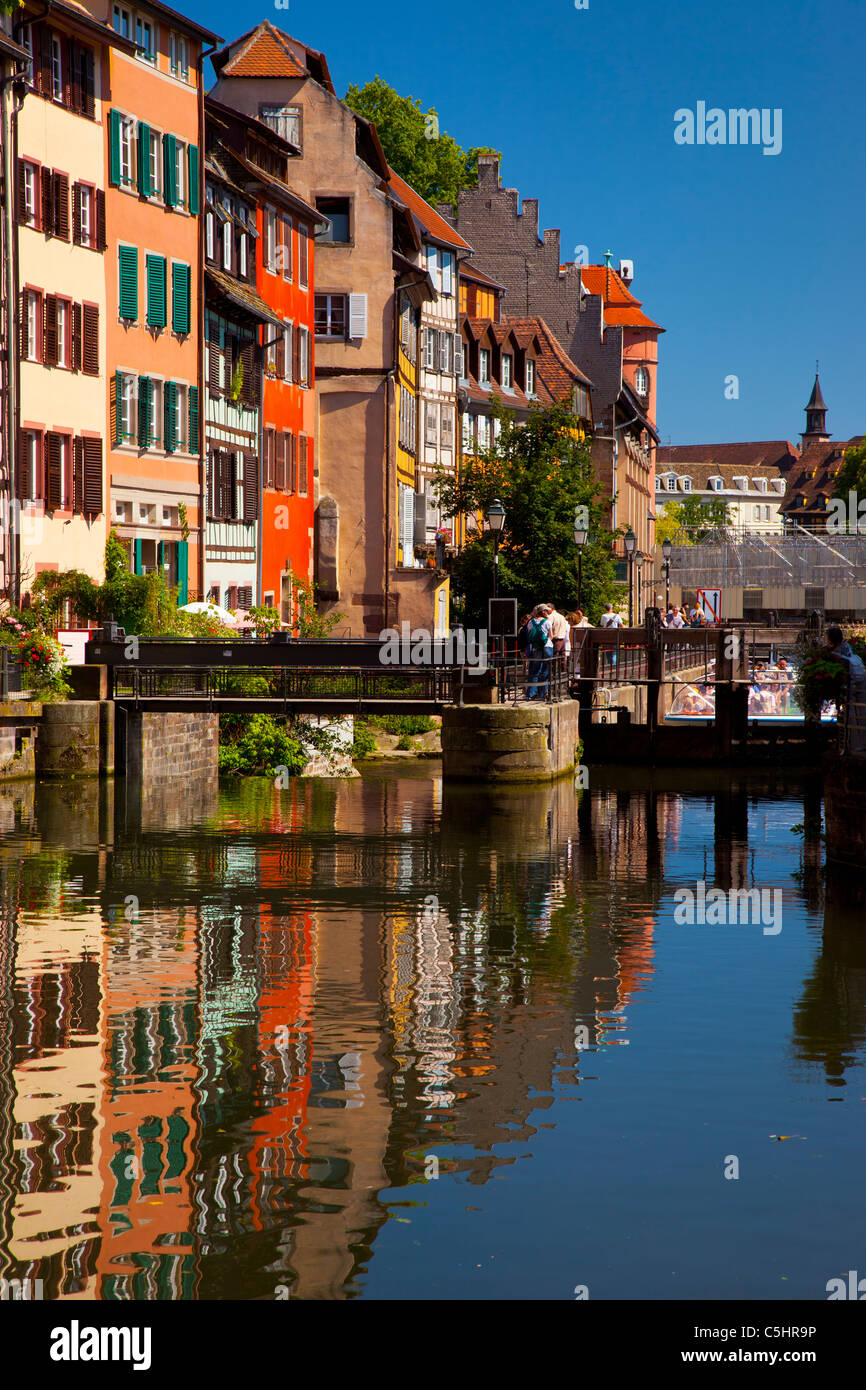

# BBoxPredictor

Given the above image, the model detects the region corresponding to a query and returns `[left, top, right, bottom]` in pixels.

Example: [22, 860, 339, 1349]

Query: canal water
[0, 765, 863, 1301]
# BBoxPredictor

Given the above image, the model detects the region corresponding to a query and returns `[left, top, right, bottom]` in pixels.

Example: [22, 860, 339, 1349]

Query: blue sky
[199, 0, 866, 447]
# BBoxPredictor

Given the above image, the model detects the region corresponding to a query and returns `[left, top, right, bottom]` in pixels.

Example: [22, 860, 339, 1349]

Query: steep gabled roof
[780, 436, 865, 517]
[581, 264, 663, 332]
[506, 315, 593, 399]
[212, 22, 335, 93]
[386, 168, 472, 252]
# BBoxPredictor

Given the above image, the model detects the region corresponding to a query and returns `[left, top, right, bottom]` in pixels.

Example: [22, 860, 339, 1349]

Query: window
[260, 105, 301, 147]
[298, 436, 309, 496]
[666, 476, 676, 491]
[173, 139, 186, 208]
[283, 322, 293, 381]
[462, 413, 474, 450]
[169, 32, 188, 79]
[764, 505, 771, 520]
[116, 114, 135, 188]
[426, 246, 438, 288]
[205, 208, 215, 260]
[455, 336, 465, 379]
[681, 477, 691, 491]
[112, 5, 131, 38]
[438, 330, 451, 373]
[441, 409, 454, 449]
[753, 505, 761, 521]
[279, 215, 292, 280]
[115, 372, 136, 443]
[118, 245, 138, 321]
[501, 354, 513, 388]
[298, 327, 310, 387]
[315, 294, 346, 338]
[264, 207, 277, 273]
[238, 232, 248, 279]
[526, 358, 536, 395]
[425, 402, 439, 446]
[55, 299, 69, 367]
[21, 25, 34, 86]
[634, 366, 650, 397]
[44, 432, 71, 509]
[146, 128, 161, 199]
[23, 289, 42, 361]
[222, 214, 232, 271]
[77, 185, 93, 246]
[477, 415, 491, 449]
[440, 249, 454, 295]
[711, 477, 723, 491]
[316, 197, 350, 243]
[50, 36, 63, 102]
[135, 16, 156, 65]
[20, 162, 38, 228]
[479, 348, 491, 385]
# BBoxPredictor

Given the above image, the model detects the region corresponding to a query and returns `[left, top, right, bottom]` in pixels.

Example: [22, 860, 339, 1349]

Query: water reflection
[0, 764, 862, 1300]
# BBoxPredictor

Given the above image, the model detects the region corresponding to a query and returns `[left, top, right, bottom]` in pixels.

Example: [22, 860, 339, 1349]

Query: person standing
[525, 604, 552, 699]
[599, 603, 623, 629]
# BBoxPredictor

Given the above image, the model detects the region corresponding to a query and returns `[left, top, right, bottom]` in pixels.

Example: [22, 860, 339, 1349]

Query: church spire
[802, 368, 829, 444]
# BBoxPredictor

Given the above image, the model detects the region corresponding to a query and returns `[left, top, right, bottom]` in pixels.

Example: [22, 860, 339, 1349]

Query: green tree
[344, 76, 498, 208]
[662, 495, 732, 543]
[435, 399, 616, 625]
[832, 440, 866, 503]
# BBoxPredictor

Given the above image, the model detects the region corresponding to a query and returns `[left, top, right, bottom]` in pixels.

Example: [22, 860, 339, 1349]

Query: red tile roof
[659, 442, 799, 472]
[214, 23, 334, 91]
[386, 168, 472, 251]
[460, 261, 505, 291]
[781, 437, 864, 519]
[581, 265, 663, 332]
[506, 316, 593, 400]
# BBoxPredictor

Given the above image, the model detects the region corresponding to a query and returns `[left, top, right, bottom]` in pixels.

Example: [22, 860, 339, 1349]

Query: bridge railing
[490, 653, 571, 704]
[113, 665, 458, 704]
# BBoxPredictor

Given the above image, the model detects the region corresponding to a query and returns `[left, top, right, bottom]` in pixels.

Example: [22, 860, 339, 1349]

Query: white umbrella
[179, 601, 240, 627]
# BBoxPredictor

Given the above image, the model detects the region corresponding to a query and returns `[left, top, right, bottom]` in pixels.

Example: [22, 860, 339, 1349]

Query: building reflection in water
[0, 765, 861, 1299]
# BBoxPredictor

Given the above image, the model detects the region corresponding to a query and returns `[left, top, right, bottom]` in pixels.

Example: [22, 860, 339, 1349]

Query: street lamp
[662, 537, 672, 613]
[486, 498, 505, 600]
[634, 550, 644, 623]
[574, 518, 588, 611]
[624, 527, 636, 626]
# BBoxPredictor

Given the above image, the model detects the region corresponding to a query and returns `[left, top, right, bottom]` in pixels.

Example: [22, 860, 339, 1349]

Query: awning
[205, 267, 282, 327]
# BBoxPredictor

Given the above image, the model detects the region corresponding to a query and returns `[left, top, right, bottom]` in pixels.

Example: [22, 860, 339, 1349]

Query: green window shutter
[187, 144, 199, 214]
[146, 254, 166, 328]
[188, 386, 199, 455]
[164, 381, 177, 453]
[177, 540, 188, 605]
[118, 245, 138, 321]
[113, 370, 123, 446]
[171, 262, 190, 335]
[163, 133, 177, 209]
[133, 538, 143, 574]
[137, 376, 152, 447]
[137, 122, 151, 197]
[109, 109, 122, 186]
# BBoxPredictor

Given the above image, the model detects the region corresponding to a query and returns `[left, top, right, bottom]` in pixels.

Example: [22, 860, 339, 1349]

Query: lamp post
[486, 498, 505, 600]
[634, 550, 644, 623]
[624, 527, 636, 626]
[662, 537, 672, 613]
[574, 519, 588, 611]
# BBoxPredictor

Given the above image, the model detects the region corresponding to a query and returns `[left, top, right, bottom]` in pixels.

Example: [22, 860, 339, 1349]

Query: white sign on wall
[696, 588, 722, 624]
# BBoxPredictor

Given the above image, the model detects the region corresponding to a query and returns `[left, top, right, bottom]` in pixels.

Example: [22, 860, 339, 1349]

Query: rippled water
[0, 765, 863, 1300]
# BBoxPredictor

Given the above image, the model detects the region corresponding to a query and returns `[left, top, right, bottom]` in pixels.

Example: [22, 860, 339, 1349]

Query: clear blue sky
[199, 0, 866, 447]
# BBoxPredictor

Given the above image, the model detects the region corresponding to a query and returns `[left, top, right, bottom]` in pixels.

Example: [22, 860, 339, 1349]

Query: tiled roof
[386, 168, 472, 251]
[221, 23, 306, 78]
[659, 442, 799, 472]
[460, 261, 505, 291]
[205, 267, 283, 326]
[656, 461, 788, 488]
[506, 316, 593, 401]
[780, 437, 864, 516]
[581, 264, 663, 332]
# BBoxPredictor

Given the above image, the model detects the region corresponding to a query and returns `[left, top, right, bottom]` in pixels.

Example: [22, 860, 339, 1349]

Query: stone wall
[823, 752, 866, 869]
[36, 702, 101, 778]
[0, 700, 41, 781]
[442, 700, 581, 781]
[123, 711, 219, 782]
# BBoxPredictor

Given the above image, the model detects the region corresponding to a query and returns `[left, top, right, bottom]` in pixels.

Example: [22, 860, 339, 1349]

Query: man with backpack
[599, 603, 623, 629]
[525, 604, 552, 699]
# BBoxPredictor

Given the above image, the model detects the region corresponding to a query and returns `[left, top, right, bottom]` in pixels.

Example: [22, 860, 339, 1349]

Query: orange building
[100, 1, 219, 601]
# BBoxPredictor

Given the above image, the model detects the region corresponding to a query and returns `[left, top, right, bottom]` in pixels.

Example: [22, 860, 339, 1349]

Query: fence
[0, 647, 23, 700]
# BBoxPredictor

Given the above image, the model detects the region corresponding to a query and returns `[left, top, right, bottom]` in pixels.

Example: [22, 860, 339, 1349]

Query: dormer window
[753, 477, 768, 492]
[709, 476, 723, 492]
[680, 476, 692, 492]
[666, 475, 676, 492]
[501, 354, 513, 389]
[479, 348, 491, 385]
[771, 478, 785, 492]
[733, 475, 749, 490]
[525, 359, 536, 395]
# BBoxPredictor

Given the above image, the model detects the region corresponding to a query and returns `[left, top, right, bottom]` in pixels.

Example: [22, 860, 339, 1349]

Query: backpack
[527, 618, 548, 651]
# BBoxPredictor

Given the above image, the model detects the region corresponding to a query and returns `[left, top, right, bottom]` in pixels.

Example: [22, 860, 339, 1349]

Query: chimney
[619, 259, 634, 285]
[476, 154, 500, 189]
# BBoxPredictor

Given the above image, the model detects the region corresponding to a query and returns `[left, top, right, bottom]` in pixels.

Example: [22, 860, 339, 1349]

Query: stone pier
[441, 701, 581, 782]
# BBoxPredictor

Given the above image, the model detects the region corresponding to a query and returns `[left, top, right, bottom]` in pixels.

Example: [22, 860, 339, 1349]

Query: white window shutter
[348, 293, 367, 339]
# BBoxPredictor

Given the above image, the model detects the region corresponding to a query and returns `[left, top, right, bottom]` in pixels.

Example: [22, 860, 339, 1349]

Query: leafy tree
[434, 399, 616, 625]
[654, 501, 689, 547]
[344, 76, 499, 208]
[832, 440, 866, 502]
[660, 495, 731, 543]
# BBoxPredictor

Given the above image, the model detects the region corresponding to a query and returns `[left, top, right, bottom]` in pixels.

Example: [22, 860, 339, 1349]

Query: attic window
[316, 197, 350, 244]
[260, 104, 301, 148]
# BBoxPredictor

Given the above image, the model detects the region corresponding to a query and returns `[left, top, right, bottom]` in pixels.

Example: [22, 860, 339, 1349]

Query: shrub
[351, 721, 376, 760]
[218, 713, 306, 778]
[396, 734, 413, 750]
[370, 714, 435, 736]
[16, 631, 71, 698]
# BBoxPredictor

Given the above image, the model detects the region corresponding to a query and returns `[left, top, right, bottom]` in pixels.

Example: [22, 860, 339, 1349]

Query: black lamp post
[635, 550, 644, 623]
[662, 537, 672, 613]
[574, 518, 588, 611]
[624, 527, 636, 625]
[486, 498, 505, 600]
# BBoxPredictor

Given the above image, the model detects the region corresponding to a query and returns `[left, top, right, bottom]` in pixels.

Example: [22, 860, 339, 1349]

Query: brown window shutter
[82, 438, 102, 515]
[17, 431, 29, 501]
[38, 26, 52, 97]
[82, 303, 98, 375]
[274, 430, 285, 491]
[292, 327, 300, 382]
[240, 341, 258, 406]
[46, 433, 62, 509]
[208, 337, 221, 396]
[18, 291, 27, 360]
[41, 172, 53, 236]
[299, 435, 308, 495]
[71, 302, 82, 372]
[95, 189, 106, 251]
[288, 432, 297, 493]
[53, 173, 69, 241]
[15, 161, 26, 224]
[72, 182, 82, 245]
[72, 436, 84, 511]
[276, 332, 285, 379]
[242, 452, 258, 522]
[65, 39, 78, 112]
[44, 295, 58, 366]
[81, 49, 95, 120]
